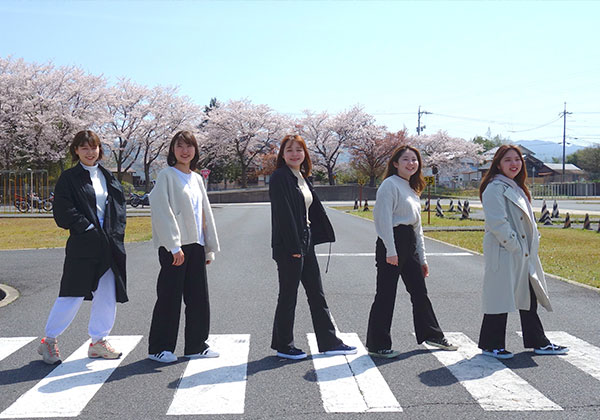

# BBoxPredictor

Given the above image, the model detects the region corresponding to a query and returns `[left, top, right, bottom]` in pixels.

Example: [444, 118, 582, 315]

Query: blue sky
[1, 0, 599, 146]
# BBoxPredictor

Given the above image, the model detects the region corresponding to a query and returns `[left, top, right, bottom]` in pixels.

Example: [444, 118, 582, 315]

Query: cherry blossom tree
[413, 130, 483, 176]
[203, 99, 290, 188]
[350, 128, 410, 186]
[298, 105, 376, 185]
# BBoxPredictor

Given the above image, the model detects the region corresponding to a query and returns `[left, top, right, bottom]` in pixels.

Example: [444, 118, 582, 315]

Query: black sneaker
[425, 337, 458, 351]
[534, 343, 569, 355]
[276, 346, 307, 360]
[323, 343, 357, 356]
[481, 348, 514, 359]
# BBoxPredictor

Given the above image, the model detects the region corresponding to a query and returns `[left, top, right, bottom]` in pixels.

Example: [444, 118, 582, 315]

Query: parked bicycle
[14, 192, 53, 212]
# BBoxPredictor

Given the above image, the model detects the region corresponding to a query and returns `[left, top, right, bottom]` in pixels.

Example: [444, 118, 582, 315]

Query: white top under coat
[171, 167, 205, 253]
[80, 162, 107, 228]
[290, 167, 313, 225]
[373, 175, 427, 264]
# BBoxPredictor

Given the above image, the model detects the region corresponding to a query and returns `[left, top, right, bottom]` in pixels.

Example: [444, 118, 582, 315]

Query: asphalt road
[0, 203, 599, 419]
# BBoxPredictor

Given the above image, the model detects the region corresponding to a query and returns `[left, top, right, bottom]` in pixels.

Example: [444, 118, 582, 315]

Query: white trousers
[44, 268, 117, 343]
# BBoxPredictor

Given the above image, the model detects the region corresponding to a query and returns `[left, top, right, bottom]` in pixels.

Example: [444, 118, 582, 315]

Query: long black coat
[269, 165, 335, 261]
[53, 163, 128, 302]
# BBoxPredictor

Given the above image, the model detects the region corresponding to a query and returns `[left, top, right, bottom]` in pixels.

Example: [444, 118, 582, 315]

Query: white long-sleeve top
[373, 175, 427, 265]
[81, 162, 108, 228]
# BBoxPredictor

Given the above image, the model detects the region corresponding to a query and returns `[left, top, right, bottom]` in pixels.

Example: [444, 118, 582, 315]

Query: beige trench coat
[481, 180, 552, 314]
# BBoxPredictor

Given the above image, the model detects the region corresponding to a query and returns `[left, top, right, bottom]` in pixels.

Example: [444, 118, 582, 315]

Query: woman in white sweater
[147, 130, 220, 363]
[366, 145, 457, 358]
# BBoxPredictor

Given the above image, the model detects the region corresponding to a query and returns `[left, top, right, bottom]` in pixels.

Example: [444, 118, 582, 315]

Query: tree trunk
[240, 164, 248, 188]
[327, 166, 335, 185]
[144, 163, 151, 192]
[369, 175, 376, 187]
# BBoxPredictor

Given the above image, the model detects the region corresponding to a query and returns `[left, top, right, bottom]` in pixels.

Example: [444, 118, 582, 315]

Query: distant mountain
[516, 140, 585, 162]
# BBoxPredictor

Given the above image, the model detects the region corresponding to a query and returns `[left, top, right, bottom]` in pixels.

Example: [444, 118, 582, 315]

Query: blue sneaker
[534, 343, 568, 355]
[324, 343, 357, 356]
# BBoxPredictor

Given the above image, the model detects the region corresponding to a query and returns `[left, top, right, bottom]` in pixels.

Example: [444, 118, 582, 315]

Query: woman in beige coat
[478, 145, 568, 359]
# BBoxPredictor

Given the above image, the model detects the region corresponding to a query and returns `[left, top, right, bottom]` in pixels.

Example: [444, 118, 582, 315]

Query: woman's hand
[172, 250, 185, 266]
[386, 255, 398, 266]
[292, 254, 302, 258]
[422, 264, 429, 278]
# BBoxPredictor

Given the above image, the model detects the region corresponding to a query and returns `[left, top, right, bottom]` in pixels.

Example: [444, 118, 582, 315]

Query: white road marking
[316, 252, 473, 257]
[167, 334, 250, 415]
[522, 331, 600, 382]
[0, 337, 36, 362]
[307, 332, 402, 413]
[423, 332, 562, 411]
[0, 335, 142, 418]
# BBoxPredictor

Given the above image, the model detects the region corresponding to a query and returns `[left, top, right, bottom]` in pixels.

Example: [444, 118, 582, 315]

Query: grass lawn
[333, 206, 600, 289]
[0, 217, 152, 250]
[333, 206, 484, 227]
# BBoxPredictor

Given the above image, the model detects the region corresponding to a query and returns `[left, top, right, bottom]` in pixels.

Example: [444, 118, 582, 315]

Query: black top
[269, 165, 335, 261]
[53, 163, 128, 302]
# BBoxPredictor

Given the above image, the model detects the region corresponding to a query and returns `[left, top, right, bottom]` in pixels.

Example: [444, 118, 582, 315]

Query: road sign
[425, 176, 435, 185]
[200, 168, 211, 179]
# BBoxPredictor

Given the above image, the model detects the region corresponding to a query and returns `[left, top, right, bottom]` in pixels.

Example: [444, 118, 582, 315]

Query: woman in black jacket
[269, 134, 356, 360]
[38, 130, 127, 365]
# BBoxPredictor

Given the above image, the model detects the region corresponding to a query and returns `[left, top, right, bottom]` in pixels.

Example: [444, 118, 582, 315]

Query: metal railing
[0, 170, 52, 214]
[530, 181, 598, 198]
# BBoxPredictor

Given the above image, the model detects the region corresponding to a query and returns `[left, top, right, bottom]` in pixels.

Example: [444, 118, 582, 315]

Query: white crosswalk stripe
[0, 335, 142, 418]
[422, 332, 563, 411]
[522, 331, 600, 382]
[0, 337, 36, 362]
[307, 332, 402, 413]
[167, 334, 250, 415]
[2, 331, 600, 416]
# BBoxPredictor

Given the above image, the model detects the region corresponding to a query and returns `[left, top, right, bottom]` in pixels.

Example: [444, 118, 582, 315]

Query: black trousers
[478, 282, 550, 350]
[366, 225, 444, 351]
[271, 228, 342, 353]
[148, 244, 210, 355]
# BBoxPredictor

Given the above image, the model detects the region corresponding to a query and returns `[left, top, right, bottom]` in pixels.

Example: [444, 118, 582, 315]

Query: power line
[507, 116, 563, 133]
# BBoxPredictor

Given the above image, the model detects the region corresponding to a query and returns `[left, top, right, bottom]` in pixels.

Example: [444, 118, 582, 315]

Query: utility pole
[417, 105, 431, 135]
[560, 102, 572, 183]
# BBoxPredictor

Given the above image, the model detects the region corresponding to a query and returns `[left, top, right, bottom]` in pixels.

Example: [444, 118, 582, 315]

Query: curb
[0, 283, 19, 307]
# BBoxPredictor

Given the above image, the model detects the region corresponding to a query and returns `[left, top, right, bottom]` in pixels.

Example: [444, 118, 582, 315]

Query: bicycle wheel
[17, 200, 30, 212]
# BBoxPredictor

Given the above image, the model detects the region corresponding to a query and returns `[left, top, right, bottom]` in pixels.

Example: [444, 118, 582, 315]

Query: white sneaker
[185, 347, 220, 358]
[148, 351, 177, 363]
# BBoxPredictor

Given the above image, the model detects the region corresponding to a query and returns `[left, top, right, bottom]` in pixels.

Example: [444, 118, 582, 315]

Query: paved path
[1, 203, 599, 419]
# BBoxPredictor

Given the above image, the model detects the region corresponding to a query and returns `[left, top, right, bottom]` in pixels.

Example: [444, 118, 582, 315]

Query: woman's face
[75, 142, 100, 166]
[174, 140, 195, 167]
[498, 149, 523, 179]
[283, 140, 305, 171]
[393, 149, 419, 181]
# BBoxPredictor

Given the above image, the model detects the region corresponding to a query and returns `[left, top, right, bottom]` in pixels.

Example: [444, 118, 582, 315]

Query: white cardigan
[149, 167, 220, 261]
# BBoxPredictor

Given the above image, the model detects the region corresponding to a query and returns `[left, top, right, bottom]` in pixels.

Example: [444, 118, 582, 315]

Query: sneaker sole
[276, 352, 307, 360]
[185, 353, 220, 359]
[368, 351, 400, 359]
[88, 353, 122, 359]
[425, 342, 458, 351]
[324, 350, 358, 356]
[534, 349, 569, 355]
[482, 350, 514, 359]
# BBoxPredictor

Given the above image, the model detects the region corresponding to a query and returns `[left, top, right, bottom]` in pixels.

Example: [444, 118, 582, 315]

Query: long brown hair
[479, 144, 531, 201]
[167, 130, 200, 170]
[384, 145, 426, 194]
[275, 134, 312, 177]
[69, 130, 104, 162]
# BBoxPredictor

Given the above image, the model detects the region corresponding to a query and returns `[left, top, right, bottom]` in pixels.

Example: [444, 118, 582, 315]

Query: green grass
[0, 217, 152, 250]
[334, 206, 484, 227]
[334, 206, 600, 289]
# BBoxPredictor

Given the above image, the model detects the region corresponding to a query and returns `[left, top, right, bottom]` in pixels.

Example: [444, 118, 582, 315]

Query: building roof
[542, 163, 583, 173]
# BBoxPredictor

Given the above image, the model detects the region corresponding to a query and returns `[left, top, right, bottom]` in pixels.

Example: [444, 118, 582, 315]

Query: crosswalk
[0, 331, 598, 417]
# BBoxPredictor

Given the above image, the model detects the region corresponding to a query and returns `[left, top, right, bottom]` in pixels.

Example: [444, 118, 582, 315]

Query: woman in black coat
[269, 134, 356, 360]
[37, 130, 127, 365]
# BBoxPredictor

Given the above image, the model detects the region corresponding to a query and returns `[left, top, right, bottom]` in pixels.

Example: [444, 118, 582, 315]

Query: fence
[530, 181, 598, 198]
[0, 170, 52, 214]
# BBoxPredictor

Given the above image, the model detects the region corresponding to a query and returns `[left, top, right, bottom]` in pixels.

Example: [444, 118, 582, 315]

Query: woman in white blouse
[147, 130, 220, 363]
[366, 145, 457, 358]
